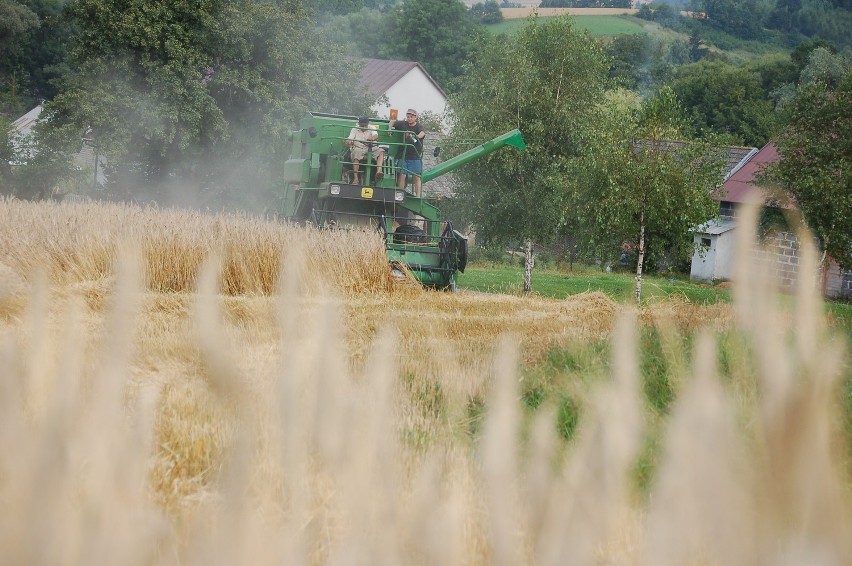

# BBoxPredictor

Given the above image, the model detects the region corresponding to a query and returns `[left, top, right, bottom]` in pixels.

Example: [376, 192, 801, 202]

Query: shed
[689, 219, 737, 282]
[690, 142, 851, 297]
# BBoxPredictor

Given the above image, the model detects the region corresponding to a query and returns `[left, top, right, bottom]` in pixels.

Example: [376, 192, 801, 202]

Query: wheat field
[0, 197, 849, 565]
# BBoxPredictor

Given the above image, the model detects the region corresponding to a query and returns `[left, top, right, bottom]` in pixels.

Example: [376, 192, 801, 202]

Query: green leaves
[669, 60, 778, 146]
[42, 0, 371, 202]
[571, 88, 724, 271]
[448, 15, 610, 245]
[379, 0, 486, 93]
[766, 68, 852, 270]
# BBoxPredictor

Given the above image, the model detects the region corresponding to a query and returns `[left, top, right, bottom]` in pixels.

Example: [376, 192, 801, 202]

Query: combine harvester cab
[279, 111, 525, 289]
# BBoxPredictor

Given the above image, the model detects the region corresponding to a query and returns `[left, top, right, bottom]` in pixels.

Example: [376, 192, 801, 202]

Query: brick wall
[752, 231, 801, 290]
[752, 230, 851, 298]
[826, 261, 852, 299]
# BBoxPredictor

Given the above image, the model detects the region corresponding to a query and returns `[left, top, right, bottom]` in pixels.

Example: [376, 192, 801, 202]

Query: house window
[719, 201, 735, 220]
[701, 237, 712, 247]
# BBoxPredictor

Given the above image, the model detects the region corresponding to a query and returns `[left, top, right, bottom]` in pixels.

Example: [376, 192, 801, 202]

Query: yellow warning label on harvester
[361, 187, 373, 199]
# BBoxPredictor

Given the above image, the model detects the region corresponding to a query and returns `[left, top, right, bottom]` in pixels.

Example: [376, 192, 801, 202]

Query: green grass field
[486, 15, 646, 37]
[457, 264, 852, 338]
[457, 264, 731, 303]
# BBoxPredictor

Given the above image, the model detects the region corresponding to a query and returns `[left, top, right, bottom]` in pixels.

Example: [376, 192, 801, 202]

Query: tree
[0, 0, 39, 114]
[571, 87, 725, 302]
[378, 0, 486, 93]
[0, 116, 15, 188]
[607, 34, 651, 89]
[766, 0, 802, 32]
[763, 69, 852, 272]
[797, 46, 849, 87]
[317, 8, 386, 57]
[469, 0, 503, 24]
[636, 2, 679, 26]
[448, 16, 610, 291]
[669, 60, 778, 146]
[691, 0, 767, 40]
[791, 39, 837, 75]
[765, 2, 852, 49]
[42, 0, 370, 206]
[687, 29, 708, 62]
[744, 55, 798, 99]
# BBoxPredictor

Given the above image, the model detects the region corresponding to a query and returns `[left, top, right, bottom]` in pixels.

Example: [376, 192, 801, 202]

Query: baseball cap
[406, 109, 417, 117]
[358, 115, 370, 126]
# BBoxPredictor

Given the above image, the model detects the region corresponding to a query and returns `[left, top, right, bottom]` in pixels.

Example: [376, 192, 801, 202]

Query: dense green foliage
[765, 65, 852, 270]
[669, 61, 779, 146]
[378, 0, 486, 92]
[764, 0, 852, 48]
[570, 87, 725, 301]
[638, 0, 852, 49]
[0, 0, 39, 114]
[469, 0, 503, 24]
[40, 0, 369, 205]
[304, 0, 392, 16]
[606, 33, 690, 94]
[0, 0, 72, 115]
[448, 16, 610, 246]
[692, 0, 769, 40]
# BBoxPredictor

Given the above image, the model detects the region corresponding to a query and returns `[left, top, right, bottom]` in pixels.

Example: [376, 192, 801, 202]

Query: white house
[10, 104, 107, 190]
[9, 104, 43, 163]
[689, 142, 852, 297]
[353, 58, 448, 130]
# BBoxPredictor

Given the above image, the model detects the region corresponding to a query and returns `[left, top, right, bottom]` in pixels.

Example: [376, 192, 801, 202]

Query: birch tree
[572, 87, 725, 303]
[448, 16, 609, 292]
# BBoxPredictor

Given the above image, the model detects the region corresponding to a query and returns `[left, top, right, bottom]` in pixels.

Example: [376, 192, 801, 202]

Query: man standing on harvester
[346, 115, 384, 185]
[389, 109, 425, 197]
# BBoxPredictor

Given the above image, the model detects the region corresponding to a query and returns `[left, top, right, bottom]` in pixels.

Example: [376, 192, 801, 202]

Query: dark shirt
[392, 121, 424, 160]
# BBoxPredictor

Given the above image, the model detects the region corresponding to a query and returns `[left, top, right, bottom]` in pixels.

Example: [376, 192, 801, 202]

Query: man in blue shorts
[389, 108, 426, 197]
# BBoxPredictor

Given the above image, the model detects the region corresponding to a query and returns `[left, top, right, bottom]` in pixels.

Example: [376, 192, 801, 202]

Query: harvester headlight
[330, 184, 340, 195]
[395, 190, 404, 202]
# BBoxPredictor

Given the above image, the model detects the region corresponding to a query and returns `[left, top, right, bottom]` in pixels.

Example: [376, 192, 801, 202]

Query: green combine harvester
[279, 112, 526, 289]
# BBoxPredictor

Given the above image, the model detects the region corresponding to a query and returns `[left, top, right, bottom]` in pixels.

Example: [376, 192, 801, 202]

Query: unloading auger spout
[421, 129, 526, 183]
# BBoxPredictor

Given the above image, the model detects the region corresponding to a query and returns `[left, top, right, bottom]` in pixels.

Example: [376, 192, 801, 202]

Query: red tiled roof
[712, 142, 792, 208]
[350, 57, 447, 99]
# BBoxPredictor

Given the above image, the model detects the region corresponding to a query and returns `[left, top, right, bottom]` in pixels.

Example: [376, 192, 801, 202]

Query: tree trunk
[634, 208, 646, 304]
[818, 235, 830, 295]
[523, 239, 534, 293]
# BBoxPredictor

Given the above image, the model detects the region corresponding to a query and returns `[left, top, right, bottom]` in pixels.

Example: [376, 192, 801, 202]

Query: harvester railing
[323, 133, 423, 190]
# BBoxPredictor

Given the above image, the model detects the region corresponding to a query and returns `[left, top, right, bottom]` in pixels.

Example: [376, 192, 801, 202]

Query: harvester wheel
[393, 224, 428, 244]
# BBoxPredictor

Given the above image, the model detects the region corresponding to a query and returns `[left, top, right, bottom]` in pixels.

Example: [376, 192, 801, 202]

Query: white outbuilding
[689, 218, 737, 282]
[353, 58, 448, 131]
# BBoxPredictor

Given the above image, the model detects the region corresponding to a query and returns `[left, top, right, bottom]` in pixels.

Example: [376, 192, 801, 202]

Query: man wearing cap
[346, 115, 385, 185]
[389, 108, 425, 197]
